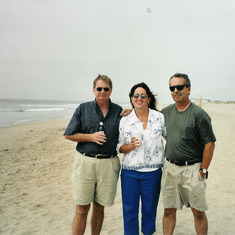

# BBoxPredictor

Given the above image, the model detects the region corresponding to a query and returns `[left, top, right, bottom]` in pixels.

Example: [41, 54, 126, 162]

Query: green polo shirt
[162, 103, 216, 162]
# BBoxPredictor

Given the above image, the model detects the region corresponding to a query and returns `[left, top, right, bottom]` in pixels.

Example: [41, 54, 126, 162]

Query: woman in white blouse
[117, 82, 166, 235]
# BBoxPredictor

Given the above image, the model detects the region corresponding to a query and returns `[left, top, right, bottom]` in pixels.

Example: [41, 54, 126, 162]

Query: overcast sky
[0, 0, 235, 104]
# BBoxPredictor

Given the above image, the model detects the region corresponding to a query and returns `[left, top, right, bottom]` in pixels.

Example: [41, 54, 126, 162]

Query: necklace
[141, 118, 148, 125]
[135, 109, 149, 126]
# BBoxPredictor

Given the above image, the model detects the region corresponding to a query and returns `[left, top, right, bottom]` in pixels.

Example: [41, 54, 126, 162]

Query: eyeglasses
[169, 85, 187, 92]
[133, 94, 148, 99]
[96, 87, 110, 92]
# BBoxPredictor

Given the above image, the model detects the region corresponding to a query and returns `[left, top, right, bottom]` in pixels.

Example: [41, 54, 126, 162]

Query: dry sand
[0, 103, 235, 234]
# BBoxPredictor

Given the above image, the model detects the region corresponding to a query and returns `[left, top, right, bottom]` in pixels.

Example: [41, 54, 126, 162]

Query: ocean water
[0, 98, 80, 127]
[0, 99, 131, 128]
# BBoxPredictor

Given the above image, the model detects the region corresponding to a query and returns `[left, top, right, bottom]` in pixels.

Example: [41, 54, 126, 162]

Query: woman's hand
[130, 137, 141, 148]
[119, 137, 141, 154]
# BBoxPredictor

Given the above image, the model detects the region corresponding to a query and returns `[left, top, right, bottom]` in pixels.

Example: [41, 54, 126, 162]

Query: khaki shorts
[72, 152, 120, 207]
[161, 160, 208, 211]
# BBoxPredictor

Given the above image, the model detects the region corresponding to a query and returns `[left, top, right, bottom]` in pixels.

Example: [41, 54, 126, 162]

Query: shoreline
[0, 116, 71, 131]
[0, 101, 233, 129]
[0, 103, 235, 234]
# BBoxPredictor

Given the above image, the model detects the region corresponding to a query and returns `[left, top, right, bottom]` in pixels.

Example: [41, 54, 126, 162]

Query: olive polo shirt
[161, 103, 216, 162]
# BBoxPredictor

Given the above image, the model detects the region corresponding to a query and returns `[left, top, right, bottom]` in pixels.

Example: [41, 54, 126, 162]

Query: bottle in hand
[99, 122, 104, 134]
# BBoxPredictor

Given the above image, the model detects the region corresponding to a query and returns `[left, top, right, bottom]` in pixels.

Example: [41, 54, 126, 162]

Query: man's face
[169, 77, 191, 103]
[93, 79, 112, 103]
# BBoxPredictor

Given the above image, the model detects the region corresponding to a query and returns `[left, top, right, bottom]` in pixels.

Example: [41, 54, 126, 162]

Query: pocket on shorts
[198, 169, 204, 181]
[112, 157, 121, 174]
[73, 153, 85, 176]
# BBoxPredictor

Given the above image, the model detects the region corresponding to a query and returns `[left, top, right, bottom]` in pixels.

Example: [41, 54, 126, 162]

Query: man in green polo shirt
[161, 73, 216, 235]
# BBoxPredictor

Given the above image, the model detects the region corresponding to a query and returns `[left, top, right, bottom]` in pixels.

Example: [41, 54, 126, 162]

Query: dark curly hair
[129, 82, 158, 111]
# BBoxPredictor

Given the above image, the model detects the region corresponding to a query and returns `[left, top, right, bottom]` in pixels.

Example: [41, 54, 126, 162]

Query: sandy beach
[0, 103, 235, 235]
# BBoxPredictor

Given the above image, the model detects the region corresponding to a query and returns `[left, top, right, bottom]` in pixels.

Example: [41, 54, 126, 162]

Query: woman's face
[131, 87, 151, 110]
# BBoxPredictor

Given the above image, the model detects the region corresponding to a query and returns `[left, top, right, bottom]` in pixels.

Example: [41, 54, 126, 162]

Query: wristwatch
[200, 168, 208, 179]
[200, 168, 207, 174]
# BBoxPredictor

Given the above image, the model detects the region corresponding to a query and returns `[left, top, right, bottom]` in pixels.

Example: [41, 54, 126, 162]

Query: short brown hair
[93, 74, 113, 89]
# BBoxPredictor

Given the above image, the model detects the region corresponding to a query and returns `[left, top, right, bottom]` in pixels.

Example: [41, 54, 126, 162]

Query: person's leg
[187, 164, 208, 235]
[191, 208, 208, 235]
[162, 208, 177, 235]
[141, 169, 162, 235]
[121, 169, 141, 235]
[95, 157, 120, 207]
[90, 200, 105, 235]
[72, 204, 91, 235]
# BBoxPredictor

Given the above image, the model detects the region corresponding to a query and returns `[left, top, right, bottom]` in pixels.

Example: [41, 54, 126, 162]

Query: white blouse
[117, 109, 167, 171]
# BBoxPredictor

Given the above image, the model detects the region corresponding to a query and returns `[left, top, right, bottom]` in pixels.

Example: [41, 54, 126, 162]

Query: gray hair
[169, 73, 191, 87]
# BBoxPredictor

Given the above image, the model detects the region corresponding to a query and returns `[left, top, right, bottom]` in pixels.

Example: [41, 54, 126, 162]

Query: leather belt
[84, 153, 115, 159]
[166, 158, 201, 166]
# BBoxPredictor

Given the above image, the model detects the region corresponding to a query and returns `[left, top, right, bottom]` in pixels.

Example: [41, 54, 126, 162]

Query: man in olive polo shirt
[161, 73, 216, 235]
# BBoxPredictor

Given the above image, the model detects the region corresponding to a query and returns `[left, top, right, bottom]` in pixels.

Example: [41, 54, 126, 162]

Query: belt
[166, 158, 201, 166]
[84, 153, 116, 159]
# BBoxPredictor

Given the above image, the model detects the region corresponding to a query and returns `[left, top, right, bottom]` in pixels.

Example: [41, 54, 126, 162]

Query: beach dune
[0, 103, 235, 234]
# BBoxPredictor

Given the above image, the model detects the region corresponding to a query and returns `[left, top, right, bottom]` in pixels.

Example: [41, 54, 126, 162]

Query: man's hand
[199, 170, 206, 179]
[92, 132, 107, 145]
[120, 109, 132, 117]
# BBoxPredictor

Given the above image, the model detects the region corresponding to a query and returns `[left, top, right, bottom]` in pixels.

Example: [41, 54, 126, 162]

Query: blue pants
[121, 168, 162, 235]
